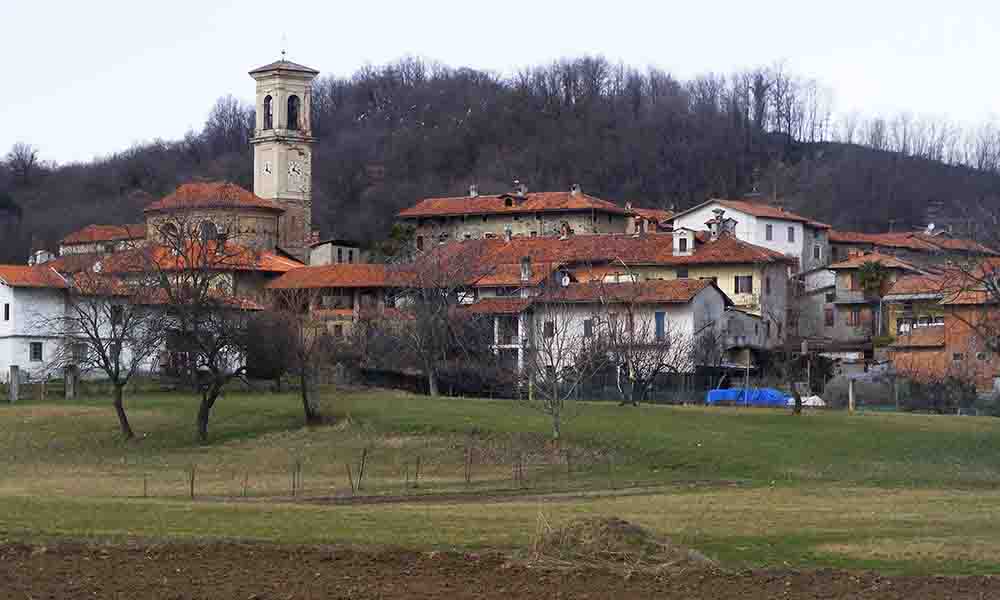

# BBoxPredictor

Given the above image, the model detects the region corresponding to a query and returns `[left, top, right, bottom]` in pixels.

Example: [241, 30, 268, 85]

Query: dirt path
[1, 542, 997, 599]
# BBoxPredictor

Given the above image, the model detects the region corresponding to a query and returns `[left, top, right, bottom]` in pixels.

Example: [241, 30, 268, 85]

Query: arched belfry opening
[263, 95, 273, 130]
[287, 95, 300, 130]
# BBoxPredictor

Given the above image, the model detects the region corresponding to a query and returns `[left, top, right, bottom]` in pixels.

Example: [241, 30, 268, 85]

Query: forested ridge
[3, 56, 1000, 263]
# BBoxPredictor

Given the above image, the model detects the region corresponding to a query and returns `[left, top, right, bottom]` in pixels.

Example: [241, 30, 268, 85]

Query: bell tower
[249, 57, 319, 262]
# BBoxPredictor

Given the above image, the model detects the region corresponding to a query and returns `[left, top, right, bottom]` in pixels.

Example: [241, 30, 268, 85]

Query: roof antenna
[280, 33, 288, 61]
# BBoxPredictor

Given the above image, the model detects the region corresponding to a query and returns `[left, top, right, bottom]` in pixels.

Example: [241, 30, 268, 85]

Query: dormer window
[679, 237, 688, 252]
[505, 197, 513, 207]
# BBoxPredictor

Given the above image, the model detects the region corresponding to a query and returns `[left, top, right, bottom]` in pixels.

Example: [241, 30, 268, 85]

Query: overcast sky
[3, 0, 998, 164]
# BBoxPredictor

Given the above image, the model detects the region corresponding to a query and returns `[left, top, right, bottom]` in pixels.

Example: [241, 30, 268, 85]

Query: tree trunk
[551, 412, 561, 442]
[197, 386, 220, 443]
[300, 369, 321, 424]
[112, 383, 135, 440]
[427, 370, 439, 397]
[791, 379, 803, 415]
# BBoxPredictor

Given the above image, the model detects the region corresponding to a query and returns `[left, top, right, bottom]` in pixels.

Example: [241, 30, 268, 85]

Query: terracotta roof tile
[463, 297, 533, 315]
[249, 60, 319, 75]
[472, 262, 562, 287]
[885, 274, 946, 297]
[398, 191, 628, 218]
[674, 199, 826, 227]
[61, 224, 145, 245]
[827, 252, 921, 271]
[145, 182, 284, 213]
[266, 264, 413, 289]
[50, 244, 301, 276]
[628, 207, 674, 222]
[537, 279, 723, 305]
[0, 265, 68, 289]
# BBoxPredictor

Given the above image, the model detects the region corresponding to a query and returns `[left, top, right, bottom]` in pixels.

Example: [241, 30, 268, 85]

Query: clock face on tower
[288, 160, 303, 179]
[262, 161, 272, 174]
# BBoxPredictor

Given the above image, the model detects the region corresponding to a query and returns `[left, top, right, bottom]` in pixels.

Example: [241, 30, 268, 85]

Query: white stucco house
[670, 199, 831, 272]
[0, 265, 69, 382]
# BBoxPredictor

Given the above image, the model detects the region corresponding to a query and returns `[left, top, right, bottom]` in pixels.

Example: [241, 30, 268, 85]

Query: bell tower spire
[249, 56, 319, 263]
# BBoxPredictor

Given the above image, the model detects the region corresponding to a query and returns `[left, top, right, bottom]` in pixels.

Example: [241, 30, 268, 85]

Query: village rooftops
[398, 188, 629, 219]
[669, 198, 831, 229]
[144, 182, 284, 214]
[537, 279, 733, 305]
[61, 224, 146, 246]
[266, 263, 415, 290]
[47, 242, 301, 275]
[827, 251, 922, 271]
[828, 230, 996, 255]
[423, 232, 795, 268]
[0, 265, 68, 289]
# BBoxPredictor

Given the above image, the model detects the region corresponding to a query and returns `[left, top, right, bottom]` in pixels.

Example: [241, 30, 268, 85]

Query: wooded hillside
[2, 56, 999, 263]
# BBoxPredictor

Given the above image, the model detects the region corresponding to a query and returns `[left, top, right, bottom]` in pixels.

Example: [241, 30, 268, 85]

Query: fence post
[848, 378, 856, 414]
[64, 366, 78, 400]
[8, 366, 18, 403]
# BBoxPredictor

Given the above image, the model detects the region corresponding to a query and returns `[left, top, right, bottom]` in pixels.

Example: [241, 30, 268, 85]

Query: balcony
[835, 289, 869, 304]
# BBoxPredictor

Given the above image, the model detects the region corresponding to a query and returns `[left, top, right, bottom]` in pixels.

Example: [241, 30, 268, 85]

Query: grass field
[1, 386, 1000, 575]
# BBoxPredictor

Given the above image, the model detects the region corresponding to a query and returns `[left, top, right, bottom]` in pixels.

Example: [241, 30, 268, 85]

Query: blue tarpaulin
[706, 388, 788, 407]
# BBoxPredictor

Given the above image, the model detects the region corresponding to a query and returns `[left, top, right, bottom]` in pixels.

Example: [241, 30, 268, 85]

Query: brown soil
[1, 541, 998, 599]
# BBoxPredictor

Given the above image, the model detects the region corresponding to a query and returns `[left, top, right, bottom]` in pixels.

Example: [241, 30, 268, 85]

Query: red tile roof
[885, 274, 946, 297]
[49, 243, 301, 276]
[471, 262, 563, 288]
[266, 264, 414, 289]
[673, 199, 829, 228]
[0, 265, 68, 289]
[890, 327, 945, 349]
[249, 59, 319, 75]
[827, 252, 921, 271]
[423, 232, 793, 269]
[463, 297, 533, 315]
[537, 279, 727, 305]
[828, 230, 995, 254]
[61, 224, 146, 245]
[398, 191, 628, 218]
[144, 182, 284, 213]
[629, 207, 674, 222]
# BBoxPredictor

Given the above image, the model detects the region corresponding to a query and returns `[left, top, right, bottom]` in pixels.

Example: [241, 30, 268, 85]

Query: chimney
[559, 221, 573, 239]
[570, 183, 582, 196]
[707, 208, 726, 241]
[625, 201, 633, 211]
[512, 179, 527, 198]
[520, 256, 532, 282]
[469, 184, 478, 198]
[504, 227, 513, 243]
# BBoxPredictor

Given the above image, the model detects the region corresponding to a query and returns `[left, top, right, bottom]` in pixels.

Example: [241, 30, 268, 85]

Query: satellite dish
[926, 223, 935, 235]
[561, 274, 571, 287]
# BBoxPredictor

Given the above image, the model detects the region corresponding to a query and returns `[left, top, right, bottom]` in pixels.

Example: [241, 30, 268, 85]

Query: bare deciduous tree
[6, 142, 40, 185]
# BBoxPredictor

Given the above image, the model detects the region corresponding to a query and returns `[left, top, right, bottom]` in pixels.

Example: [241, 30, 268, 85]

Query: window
[287, 95, 301, 130]
[917, 316, 932, 328]
[825, 292, 835, 303]
[337, 248, 344, 262]
[332, 324, 344, 338]
[110, 305, 124, 327]
[735, 275, 753, 295]
[676, 267, 689, 279]
[464, 233, 471, 240]
[29, 342, 43, 362]
[3, 303, 8, 321]
[849, 272, 861, 290]
[530, 231, 537, 237]
[543, 321, 555, 338]
[584, 319, 594, 338]
[535, 213, 542, 221]
[655, 312, 666, 341]
[813, 245, 821, 260]
[416, 236, 424, 251]
[700, 276, 718, 285]
[824, 307, 835, 327]
[348, 249, 354, 263]
[72, 343, 88, 365]
[933, 316, 944, 326]
[200, 221, 217, 243]
[765, 224, 773, 241]
[504, 197, 513, 207]
[483, 215, 489, 223]
[608, 214, 613, 224]
[678, 237, 688, 253]
[608, 312, 618, 333]
[898, 319, 912, 334]
[953, 353, 965, 362]
[513, 215, 520, 221]
[847, 307, 862, 327]
[263, 95, 273, 130]
[765, 276, 772, 295]
[787, 226, 795, 243]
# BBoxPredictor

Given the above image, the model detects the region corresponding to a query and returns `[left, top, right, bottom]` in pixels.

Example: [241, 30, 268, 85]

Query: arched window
[263, 95, 273, 130]
[200, 221, 218, 243]
[287, 95, 300, 130]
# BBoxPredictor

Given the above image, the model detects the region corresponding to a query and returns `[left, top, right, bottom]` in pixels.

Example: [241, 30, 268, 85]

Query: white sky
[3, 0, 999, 164]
